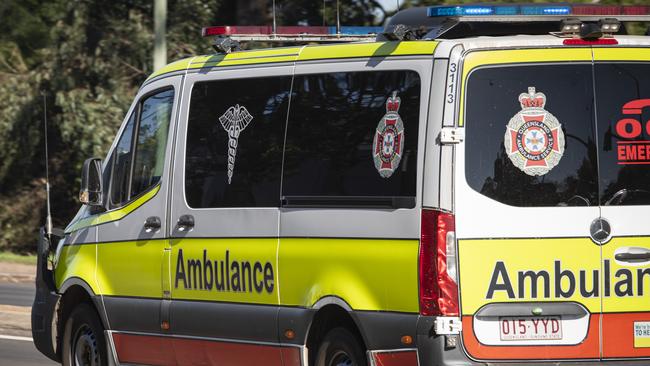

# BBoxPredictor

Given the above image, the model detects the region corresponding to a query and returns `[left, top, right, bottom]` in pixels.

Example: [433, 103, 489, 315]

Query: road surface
[0, 282, 34, 307]
[0, 337, 56, 366]
[0, 282, 55, 365]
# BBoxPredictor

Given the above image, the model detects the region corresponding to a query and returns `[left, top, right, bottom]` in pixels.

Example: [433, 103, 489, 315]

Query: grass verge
[0, 251, 37, 265]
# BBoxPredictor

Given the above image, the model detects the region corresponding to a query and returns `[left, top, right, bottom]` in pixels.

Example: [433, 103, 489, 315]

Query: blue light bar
[428, 6, 494, 17]
[332, 26, 384, 35]
[520, 5, 571, 15]
[428, 4, 573, 17]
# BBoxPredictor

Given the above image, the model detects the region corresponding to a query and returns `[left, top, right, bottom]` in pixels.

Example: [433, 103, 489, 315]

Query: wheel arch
[57, 277, 108, 357]
[305, 296, 368, 365]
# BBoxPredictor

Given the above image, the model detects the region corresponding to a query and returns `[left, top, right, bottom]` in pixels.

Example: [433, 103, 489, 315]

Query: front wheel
[62, 303, 108, 366]
[315, 327, 367, 366]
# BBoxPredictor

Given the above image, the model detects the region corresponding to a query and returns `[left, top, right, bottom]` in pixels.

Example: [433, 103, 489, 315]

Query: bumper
[416, 316, 650, 366]
[31, 227, 61, 363]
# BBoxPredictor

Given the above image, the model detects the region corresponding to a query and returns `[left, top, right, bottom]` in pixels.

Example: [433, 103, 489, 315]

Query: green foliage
[0, 0, 648, 254]
[0, 0, 218, 254]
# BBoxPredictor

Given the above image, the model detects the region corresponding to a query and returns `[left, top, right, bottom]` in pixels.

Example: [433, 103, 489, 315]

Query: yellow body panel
[55, 244, 99, 293]
[459, 48, 593, 126]
[601, 237, 650, 313]
[279, 238, 419, 312]
[593, 47, 650, 62]
[147, 58, 195, 80]
[65, 185, 160, 234]
[458, 238, 602, 315]
[296, 41, 437, 61]
[95, 240, 166, 298]
[169, 238, 279, 305]
[147, 41, 437, 81]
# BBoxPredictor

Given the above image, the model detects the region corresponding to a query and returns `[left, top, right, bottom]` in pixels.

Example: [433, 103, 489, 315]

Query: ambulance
[32, 4, 650, 366]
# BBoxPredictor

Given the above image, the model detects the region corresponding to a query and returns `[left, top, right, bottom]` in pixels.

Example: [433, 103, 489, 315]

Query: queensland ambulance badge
[373, 91, 405, 178]
[504, 87, 565, 176]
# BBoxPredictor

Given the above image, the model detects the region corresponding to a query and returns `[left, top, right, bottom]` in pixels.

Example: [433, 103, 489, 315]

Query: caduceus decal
[218, 104, 253, 184]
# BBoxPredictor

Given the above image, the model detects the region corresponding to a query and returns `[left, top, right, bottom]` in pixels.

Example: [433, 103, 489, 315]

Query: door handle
[615, 247, 650, 263]
[177, 214, 195, 232]
[144, 216, 161, 231]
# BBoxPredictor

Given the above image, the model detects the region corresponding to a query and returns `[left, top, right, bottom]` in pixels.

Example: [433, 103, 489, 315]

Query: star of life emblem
[504, 87, 565, 176]
[218, 104, 253, 184]
[373, 91, 405, 178]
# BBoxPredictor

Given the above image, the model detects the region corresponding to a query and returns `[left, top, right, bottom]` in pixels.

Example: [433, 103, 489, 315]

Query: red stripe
[602, 312, 650, 358]
[112, 333, 295, 366]
[371, 350, 418, 366]
[461, 315, 599, 360]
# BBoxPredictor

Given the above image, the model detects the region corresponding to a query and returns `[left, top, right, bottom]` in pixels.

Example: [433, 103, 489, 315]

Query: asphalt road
[0, 282, 52, 365]
[0, 337, 57, 366]
[0, 282, 35, 307]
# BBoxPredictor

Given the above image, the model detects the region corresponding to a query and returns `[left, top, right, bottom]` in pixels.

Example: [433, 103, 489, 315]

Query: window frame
[106, 86, 176, 211]
[280, 68, 423, 209]
[462, 61, 599, 208]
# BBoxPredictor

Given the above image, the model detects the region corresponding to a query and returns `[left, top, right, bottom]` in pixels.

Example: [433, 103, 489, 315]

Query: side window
[185, 76, 291, 208]
[110, 112, 136, 207]
[595, 63, 650, 206]
[464, 64, 598, 207]
[131, 89, 174, 197]
[109, 88, 174, 209]
[282, 70, 421, 203]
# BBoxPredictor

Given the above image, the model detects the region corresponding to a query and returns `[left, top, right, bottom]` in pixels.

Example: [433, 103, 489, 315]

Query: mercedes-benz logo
[589, 217, 611, 245]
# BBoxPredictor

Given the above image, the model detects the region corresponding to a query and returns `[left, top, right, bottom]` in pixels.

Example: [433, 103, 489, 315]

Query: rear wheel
[62, 303, 107, 366]
[315, 327, 367, 366]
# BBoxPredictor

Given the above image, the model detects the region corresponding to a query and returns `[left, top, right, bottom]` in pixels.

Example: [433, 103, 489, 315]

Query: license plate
[499, 316, 563, 341]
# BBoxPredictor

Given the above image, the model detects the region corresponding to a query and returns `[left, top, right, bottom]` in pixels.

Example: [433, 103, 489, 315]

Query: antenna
[336, 0, 341, 35]
[42, 91, 53, 237]
[272, 0, 277, 35]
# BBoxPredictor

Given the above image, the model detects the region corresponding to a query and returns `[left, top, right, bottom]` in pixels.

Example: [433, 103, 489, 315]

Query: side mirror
[79, 158, 103, 206]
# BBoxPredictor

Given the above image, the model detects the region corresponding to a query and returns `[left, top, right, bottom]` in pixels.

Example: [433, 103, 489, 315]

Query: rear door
[593, 48, 650, 360]
[455, 49, 602, 361]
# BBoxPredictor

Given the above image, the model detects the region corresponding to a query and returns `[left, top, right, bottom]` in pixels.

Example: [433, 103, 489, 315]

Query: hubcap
[73, 324, 99, 366]
[329, 350, 353, 366]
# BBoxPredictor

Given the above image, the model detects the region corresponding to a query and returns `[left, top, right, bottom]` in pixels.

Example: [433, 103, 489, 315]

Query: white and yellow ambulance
[32, 4, 650, 366]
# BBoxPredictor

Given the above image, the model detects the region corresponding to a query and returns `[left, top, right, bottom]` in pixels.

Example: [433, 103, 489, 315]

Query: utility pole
[153, 0, 167, 71]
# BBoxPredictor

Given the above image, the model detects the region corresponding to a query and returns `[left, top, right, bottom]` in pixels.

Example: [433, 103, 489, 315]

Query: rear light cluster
[419, 209, 459, 316]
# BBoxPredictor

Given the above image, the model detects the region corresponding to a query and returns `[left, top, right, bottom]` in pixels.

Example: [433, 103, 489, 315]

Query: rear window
[595, 63, 650, 206]
[281, 70, 421, 207]
[464, 64, 599, 207]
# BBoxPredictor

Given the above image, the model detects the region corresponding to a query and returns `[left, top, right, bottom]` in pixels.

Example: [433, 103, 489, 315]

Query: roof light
[427, 6, 494, 17]
[202, 25, 382, 37]
[427, 4, 650, 18]
[520, 5, 571, 16]
[563, 38, 618, 46]
[599, 18, 621, 35]
[561, 19, 582, 36]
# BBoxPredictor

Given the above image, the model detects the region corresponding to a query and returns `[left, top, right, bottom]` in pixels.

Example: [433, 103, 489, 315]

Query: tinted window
[131, 89, 174, 197]
[595, 63, 650, 206]
[282, 70, 420, 201]
[465, 64, 598, 207]
[109, 88, 174, 209]
[110, 112, 136, 207]
[185, 76, 291, 208]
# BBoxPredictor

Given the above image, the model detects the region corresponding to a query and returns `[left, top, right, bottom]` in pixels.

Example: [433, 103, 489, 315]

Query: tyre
[314, 327, 367, 366]
[62, 303, 108, 366]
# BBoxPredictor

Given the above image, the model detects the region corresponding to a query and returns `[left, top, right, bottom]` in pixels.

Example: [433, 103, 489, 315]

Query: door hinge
[440, 127, 464, 144]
